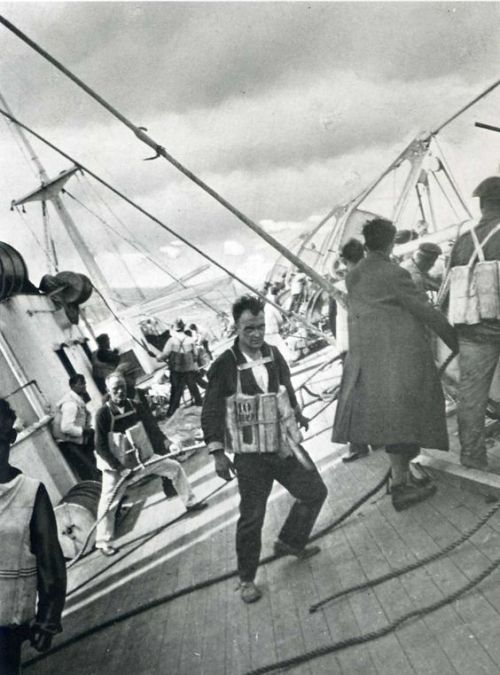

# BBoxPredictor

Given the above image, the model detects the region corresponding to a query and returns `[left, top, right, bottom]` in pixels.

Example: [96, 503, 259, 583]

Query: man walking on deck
[332, 218, 458, 511]
[94, 373, 206, 555]
[202, 295, 327, 603]
[450, 177, 500, 471]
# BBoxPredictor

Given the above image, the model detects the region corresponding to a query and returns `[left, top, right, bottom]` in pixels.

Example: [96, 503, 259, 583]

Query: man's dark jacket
[201, 338, 298, 451]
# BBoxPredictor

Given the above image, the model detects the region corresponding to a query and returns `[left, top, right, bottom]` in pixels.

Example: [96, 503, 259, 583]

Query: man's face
[106, 378, 127, 404]
[0, 405, 16, 447]
[72, 378, 88, 398]
[237, 310, 266, 352]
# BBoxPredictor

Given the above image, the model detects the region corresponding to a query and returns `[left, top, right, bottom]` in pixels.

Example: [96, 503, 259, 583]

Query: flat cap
[473, 176, 500, 200]
[418, 242, 442, 256]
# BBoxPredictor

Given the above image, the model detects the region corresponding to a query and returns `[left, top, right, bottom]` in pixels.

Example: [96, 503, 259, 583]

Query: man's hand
[213, 451, 236, 481]
[295, 412, 310, 431]
[30, 624, 55, 653]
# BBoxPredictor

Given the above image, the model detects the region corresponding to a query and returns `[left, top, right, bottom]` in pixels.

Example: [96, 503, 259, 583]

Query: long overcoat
[332, 251, 456, 450]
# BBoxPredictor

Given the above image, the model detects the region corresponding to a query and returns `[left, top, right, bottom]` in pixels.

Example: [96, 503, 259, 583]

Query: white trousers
[96, 453, 196, 545]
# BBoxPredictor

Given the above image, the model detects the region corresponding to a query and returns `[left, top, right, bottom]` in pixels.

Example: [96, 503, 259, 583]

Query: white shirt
[242, 351, 269, 393]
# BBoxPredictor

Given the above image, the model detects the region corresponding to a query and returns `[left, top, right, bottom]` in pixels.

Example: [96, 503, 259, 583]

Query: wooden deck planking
[380, 489, 500, 675]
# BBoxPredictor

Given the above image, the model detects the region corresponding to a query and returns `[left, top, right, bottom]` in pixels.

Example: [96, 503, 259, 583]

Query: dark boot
[392, 483, 437, 512]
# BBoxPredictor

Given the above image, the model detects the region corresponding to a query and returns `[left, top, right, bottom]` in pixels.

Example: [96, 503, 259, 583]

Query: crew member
[450, 176, 500, 471]
[94, 373, 207, 555]
[158, 319, 202, 417]
[91, 333, 121, 394]
[400, 242, 442, 300]
[332, 218, 458, 511]
[0, 399, 66, 674]
[52, 374, 100, 481]
[202, 295, 327, 603]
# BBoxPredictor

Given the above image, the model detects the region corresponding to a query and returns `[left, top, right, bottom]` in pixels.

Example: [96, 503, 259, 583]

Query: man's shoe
[273, 539, 321, 560]
[96, 544, 118, 557]
[342, 444, 369, 463]
[240, 581, 262, 604]
[186, 501, 208, 513]
[392, 483, 437, 512]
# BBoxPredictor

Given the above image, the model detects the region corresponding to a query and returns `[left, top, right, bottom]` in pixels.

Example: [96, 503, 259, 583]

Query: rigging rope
[0, 107, 332, 345]
[64, 186, 220, 315]
[23, 463, 389, 668]
[0, 16, 338, 299]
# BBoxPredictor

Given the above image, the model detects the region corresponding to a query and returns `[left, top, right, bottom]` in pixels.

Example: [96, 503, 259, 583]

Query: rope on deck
[310, 496, 500, 612]
[245, 554, 500, 675]
[23, 466, 389, 668]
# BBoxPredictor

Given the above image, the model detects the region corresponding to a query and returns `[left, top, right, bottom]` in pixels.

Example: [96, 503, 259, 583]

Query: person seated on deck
[94, 373, 207, 556]
[332, 218, 458, 511]
[0, 399, 66, 675]
[201, 295, 327, 604]
[91, 333, 121, 395]
[52, 374, 100, 482]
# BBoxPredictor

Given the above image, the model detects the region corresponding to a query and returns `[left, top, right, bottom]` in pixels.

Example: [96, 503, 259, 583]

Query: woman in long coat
[332, 219, 458, 510]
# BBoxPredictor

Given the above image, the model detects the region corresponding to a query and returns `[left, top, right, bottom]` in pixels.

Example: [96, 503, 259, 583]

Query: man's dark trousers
[234, 451, 327, 582]
[167, 371, 203, 416]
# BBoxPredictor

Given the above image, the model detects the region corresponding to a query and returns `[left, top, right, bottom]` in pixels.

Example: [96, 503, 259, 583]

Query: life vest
[96, 403, 154, 471]
[0, 474, 39, 626]
[449, 222, 500, 325]
[224, 349, 303, 456]
[169, 336, 195, 373]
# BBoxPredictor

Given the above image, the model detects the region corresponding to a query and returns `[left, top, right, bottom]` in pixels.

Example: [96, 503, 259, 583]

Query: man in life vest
[201, 295, 328, 604]
[157, 319, 202, 418]
[0, 399, 66, 674]
[94, 373, 207, 556]
[52, 374, 100, 482]
[450, 177, 500, 471]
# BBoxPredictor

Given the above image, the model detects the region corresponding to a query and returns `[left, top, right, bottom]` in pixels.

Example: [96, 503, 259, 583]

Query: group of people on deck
[4, 175, 500, 669]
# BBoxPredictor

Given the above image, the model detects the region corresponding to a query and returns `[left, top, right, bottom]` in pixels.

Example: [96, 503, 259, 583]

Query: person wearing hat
[450, 176, 500, 471]
[400, 242, 443, 300]
[157, 319, 202, 417]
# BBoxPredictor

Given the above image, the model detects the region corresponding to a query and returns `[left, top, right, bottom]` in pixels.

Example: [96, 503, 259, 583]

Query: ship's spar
[1, 15, 500, 342]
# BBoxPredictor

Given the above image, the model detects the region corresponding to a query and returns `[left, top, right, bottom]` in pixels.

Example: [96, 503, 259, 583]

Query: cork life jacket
[97, 402, 154, 471]
[449, 222, 500, 325]
[0, 474, 39, 626]
[224, 348, 303, 456]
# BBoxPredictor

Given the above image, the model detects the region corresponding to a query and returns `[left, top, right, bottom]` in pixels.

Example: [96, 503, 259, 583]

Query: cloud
[223, 240, 245, 256]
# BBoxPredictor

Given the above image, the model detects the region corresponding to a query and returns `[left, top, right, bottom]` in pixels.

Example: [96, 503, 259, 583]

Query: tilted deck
[23, 349, 500, 675]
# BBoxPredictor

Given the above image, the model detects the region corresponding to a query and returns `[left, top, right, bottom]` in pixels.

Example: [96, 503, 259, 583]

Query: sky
[1, 1, 500, 298]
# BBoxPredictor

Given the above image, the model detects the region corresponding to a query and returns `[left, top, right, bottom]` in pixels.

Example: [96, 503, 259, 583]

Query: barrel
[0, 242, 29, 300]
[54, 481, 101, 559]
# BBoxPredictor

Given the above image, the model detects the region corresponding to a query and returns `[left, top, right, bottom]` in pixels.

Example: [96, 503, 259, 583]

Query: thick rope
[245, 553, 500, 675]
[310, 497, 500, 612]
[0, 107, 331, 345]
[67, 448, 205, 568]
[23, 467, 390, 668]
[66, 479, 231, 597]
